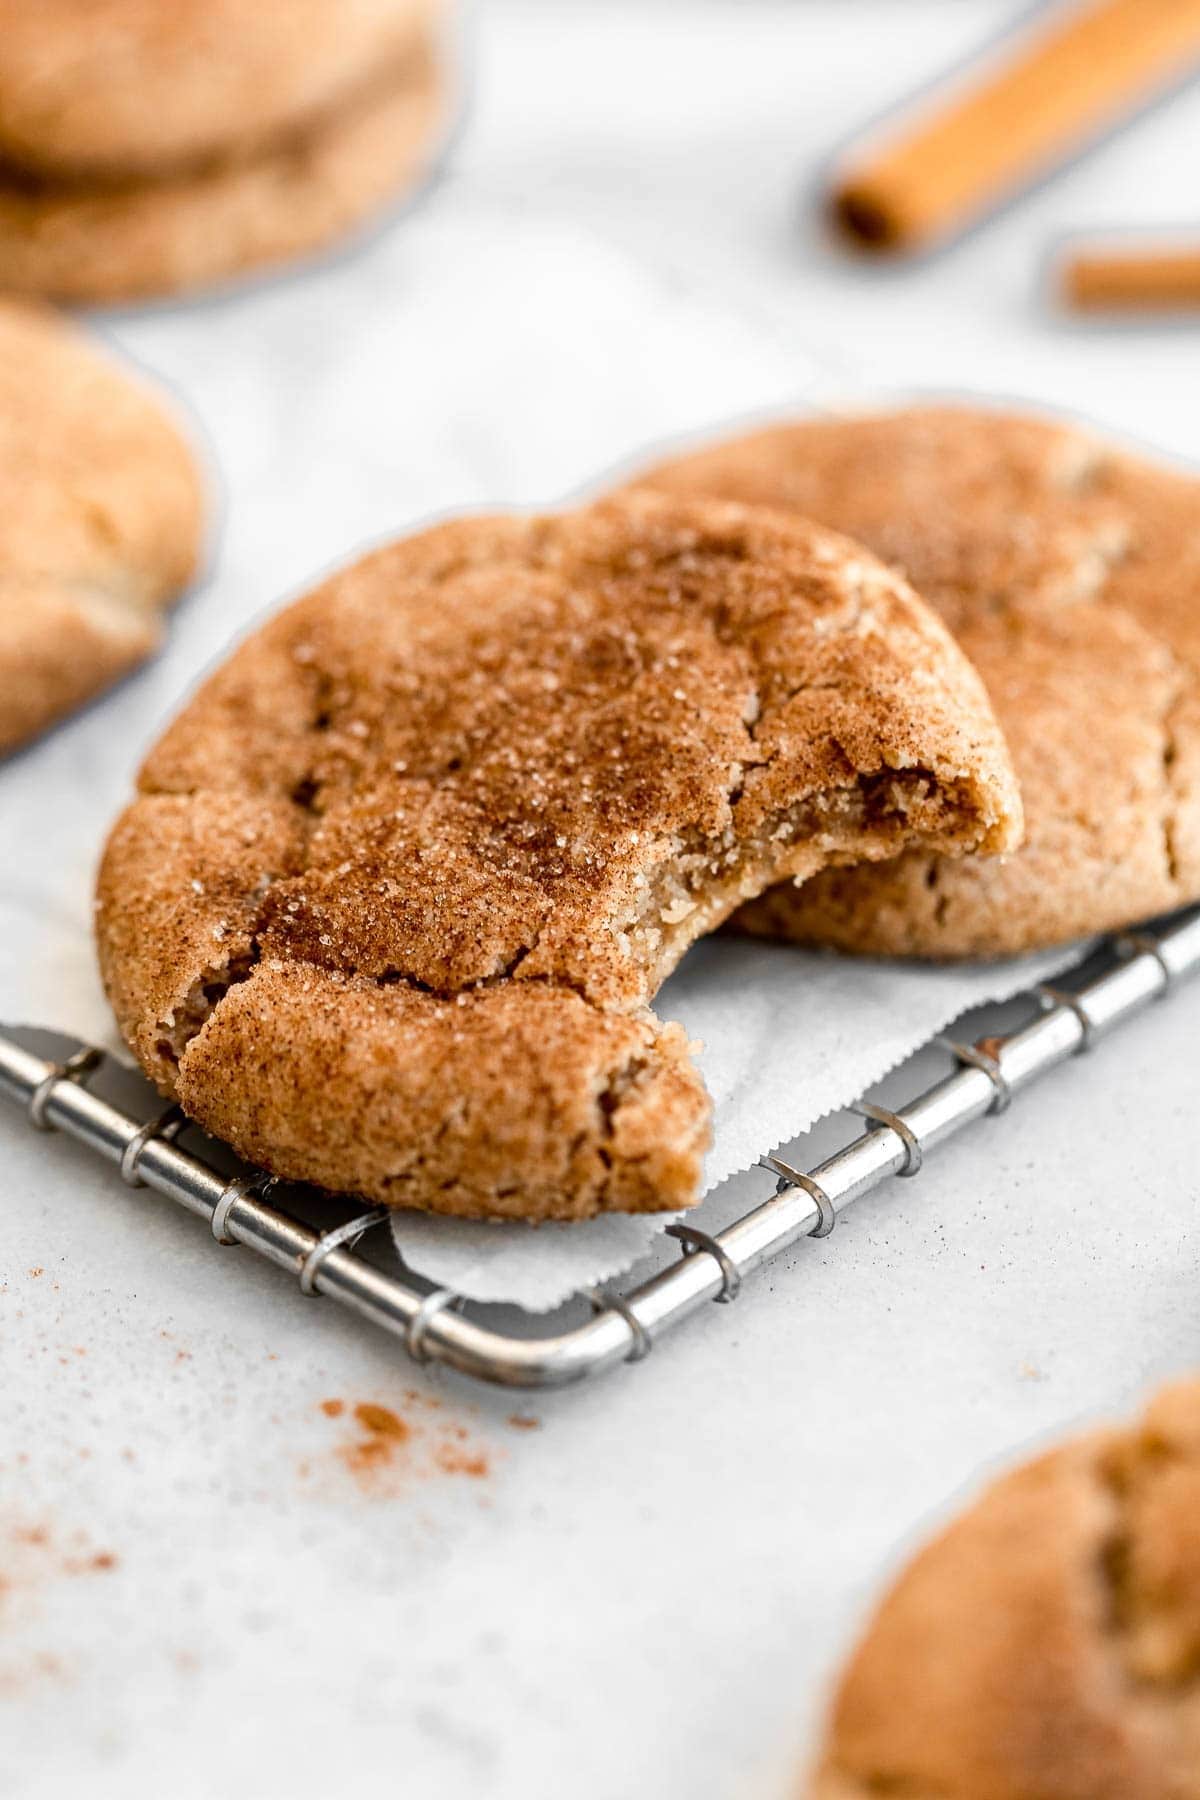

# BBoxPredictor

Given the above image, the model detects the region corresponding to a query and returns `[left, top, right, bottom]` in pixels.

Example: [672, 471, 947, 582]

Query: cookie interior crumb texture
[0, 0, 449, 303]
[0, 298, 203, 754]
[636, 406, 1200, 957]
[809, 1377, 1200, 1799]
[95, 491, 1020, 1221]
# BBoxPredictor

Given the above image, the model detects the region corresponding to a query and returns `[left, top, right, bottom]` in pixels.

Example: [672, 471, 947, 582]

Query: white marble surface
[3, 4, 1200, 1796]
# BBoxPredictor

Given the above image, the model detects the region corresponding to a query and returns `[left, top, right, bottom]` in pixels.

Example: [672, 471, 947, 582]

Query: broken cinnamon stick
[1062, 242, 1200, 311]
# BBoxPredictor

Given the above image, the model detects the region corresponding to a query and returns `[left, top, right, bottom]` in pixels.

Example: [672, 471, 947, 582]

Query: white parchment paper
[388, 937, 1075, 1308]
[0, 205, 1070, 1310]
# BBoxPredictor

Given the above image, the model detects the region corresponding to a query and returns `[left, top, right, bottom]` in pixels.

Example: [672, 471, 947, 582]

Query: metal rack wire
[3, 907, 1198, 1390]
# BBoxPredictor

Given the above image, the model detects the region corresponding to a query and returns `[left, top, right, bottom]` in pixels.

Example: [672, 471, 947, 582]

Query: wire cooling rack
[2, 907, 1198, 1391]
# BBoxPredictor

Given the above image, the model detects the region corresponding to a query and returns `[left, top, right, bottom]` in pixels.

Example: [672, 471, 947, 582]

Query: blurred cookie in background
[0, 0, 456, 303]
[0, 299, 203, 752]
[809, 1377, 1200, 1799]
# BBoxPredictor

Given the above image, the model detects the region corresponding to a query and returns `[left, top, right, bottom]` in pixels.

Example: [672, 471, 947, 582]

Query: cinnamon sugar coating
[637, 407, 1200, 955]
[96, 492, 1018, 1219]
[809, 1379, 1200, 1799]
[0, 299, 203, 753]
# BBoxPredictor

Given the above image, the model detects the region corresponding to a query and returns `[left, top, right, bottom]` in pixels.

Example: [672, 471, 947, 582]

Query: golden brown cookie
[0, 17, 449, 303]
[0, 0, 435, 178]
[809, 1378, 1200, 1799]
[0, 299, 203, 754]
[636, 407, 1200, 956]
[96, 492, 1019, 1221]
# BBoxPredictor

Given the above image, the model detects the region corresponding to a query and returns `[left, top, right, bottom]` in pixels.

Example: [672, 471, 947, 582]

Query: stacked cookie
[90, 403, 1200, 1221]
[0, 3, 462, 745]
[95, 493, 1020, 1220]
[0, 0, 449, 302]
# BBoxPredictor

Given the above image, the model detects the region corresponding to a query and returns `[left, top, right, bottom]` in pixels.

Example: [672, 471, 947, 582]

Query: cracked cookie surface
[96, 491, 1019, 1220]
[809, 1379, 1200, 1799]
[637, 407, 1200, 956]
[0, 299, 203, 754]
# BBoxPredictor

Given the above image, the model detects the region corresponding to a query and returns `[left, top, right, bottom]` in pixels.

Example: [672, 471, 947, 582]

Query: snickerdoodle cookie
[809, 1378, 1200, 1799]
[0, 299, 203, 754]
[637, 407, 1200, 956]
[96, 492, 1019, 1221]
[0, 0, 449, 303]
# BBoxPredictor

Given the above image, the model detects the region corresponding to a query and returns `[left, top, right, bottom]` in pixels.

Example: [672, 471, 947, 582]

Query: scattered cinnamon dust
[353, 1403, 408, 1440]
[435, 1446, 489, 1479]
[1, 1521, 118, 1582]
[508, 1413, 541, 1431]
[0, 1516, 119, 1693]
[338, 1403, 412, 1482]
[0, 1650, 63, 1697]
[312, 1394, 494, 1495]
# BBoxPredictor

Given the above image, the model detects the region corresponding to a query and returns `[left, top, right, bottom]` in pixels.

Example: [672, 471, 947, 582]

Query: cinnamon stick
[1062, 242, 1200, 311]
[832, 0, 1200, 255]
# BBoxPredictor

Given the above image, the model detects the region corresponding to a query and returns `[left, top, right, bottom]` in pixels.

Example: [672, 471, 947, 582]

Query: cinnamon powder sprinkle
[317, 1397, 493, 1493]
[337, 1402, 412, 1485]
[0, 1519, 118, 1619]
[352, 1403, 408, 1440]
[0, 1519, 116, 1697]
[435, 1446, 489, 1479]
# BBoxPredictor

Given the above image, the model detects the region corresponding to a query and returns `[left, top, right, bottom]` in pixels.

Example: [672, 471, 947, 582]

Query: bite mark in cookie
[96, 492, 1019, 1220]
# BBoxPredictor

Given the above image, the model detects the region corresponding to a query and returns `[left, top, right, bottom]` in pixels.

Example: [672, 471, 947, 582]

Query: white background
[3, 4, 1200, 1796]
